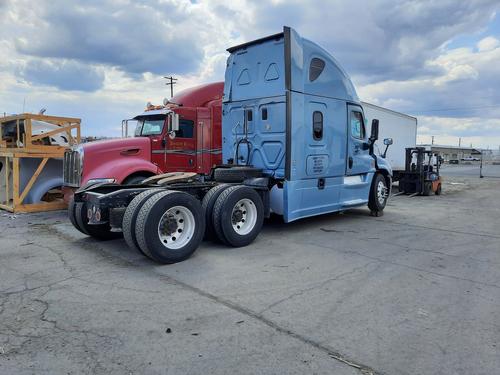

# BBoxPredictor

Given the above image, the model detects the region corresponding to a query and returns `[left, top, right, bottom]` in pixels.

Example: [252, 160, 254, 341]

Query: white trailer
[362, 102, 417, 179]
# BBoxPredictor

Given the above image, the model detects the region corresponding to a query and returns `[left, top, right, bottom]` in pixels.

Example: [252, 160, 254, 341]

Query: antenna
[164, 76, 178, 98]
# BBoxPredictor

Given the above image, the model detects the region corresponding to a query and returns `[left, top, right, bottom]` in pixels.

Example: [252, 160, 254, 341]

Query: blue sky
[1, 0, 500, 148]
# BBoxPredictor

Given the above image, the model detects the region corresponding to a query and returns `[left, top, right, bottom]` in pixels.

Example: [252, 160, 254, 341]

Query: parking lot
[1, 165, 500, 375]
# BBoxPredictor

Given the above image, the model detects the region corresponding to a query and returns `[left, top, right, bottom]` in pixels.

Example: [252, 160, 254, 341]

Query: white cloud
[477, 36, 500, 51]
[0, 0, 499, 147]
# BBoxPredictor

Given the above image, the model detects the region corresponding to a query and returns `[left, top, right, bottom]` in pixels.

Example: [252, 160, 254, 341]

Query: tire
[135, 190, 205, 264]
[68, 197, 86, 234]
[368, 173, 388, 212]
[75, 202, 122, 240]
[201, 184, 230, 241]
[122, 189, 163, 255]
[214, 166, 262, 183]
[423, 182, 432, 196]
[435, 183, 442, 195]
[123, 175, 148, 185]
[212, 185, 264, 247]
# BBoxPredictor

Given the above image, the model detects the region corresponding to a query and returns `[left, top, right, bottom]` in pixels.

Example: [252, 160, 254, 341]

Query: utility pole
[164, 76, 178, 98]
[431, 136, 434, 145]
[458, 137, 461, 147]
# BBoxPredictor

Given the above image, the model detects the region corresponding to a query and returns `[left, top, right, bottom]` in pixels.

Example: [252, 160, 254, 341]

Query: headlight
[86, 178, 116, 185]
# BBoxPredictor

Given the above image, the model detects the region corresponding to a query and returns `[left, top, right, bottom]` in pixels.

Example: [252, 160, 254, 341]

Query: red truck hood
[80, 137, 152, 183]
[82, 137, 151, 154]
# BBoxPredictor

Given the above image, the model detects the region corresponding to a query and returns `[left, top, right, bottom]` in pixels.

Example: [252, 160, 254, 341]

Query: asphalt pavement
[1, 166, 499, 375]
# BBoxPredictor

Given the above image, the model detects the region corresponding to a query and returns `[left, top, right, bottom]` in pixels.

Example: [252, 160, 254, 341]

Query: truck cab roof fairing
[224, 26, 359, 103]
[222, 26, 361, 180]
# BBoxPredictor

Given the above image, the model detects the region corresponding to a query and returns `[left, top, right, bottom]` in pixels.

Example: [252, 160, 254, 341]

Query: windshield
[134, 115, 166, 136]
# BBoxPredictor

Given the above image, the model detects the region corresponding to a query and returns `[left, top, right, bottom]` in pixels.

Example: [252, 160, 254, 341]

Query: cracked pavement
[1, 171, 500, 374]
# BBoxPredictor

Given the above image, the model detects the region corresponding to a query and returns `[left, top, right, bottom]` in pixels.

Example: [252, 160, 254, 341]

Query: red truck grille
[63, 149, 82, 187]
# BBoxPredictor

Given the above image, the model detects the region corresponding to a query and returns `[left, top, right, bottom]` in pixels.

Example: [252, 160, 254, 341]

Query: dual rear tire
[69, 184, 265, 264]
[133, 190, 205, 264]
[130, 185, 264, 262]
[211, 185, 264, 247]
[68, 198, 122, 240]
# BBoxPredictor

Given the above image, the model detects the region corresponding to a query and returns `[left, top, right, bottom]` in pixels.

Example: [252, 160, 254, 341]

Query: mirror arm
[382, 144, 389, 158]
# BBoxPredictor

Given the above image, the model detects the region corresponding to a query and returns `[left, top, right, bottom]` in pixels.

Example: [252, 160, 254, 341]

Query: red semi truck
[63, 82, 223, 196]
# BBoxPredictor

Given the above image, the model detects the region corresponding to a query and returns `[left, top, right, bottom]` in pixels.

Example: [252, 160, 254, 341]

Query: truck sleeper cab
[70, 27, 392, 264]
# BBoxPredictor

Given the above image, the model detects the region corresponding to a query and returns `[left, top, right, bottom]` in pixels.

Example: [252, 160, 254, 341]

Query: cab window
[139, 118, 165, 136]
[134, 122, 143, 137]
[312, 111, 323, 141]
[309, 58, 325, 82]
[351, 111, 365, 139]
[175, 119, 194, 138]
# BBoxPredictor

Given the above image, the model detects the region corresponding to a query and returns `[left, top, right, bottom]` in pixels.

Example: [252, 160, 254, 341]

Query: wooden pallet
[0, 113, 81, 213]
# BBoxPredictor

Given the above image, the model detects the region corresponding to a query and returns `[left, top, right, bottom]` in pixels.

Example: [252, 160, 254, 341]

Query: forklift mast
[399, 147, 442, 196]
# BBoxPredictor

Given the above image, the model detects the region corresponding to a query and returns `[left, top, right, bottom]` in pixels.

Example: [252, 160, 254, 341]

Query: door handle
[348, 156, 353, 169]
[120, 148, 140, 156]
[354, 144, 360, 153]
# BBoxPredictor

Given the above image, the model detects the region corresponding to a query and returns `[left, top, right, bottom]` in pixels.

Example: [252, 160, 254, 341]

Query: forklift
[398, 147, 442, 196]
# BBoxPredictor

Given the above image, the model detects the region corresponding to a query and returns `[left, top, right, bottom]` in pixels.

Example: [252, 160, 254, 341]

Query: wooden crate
[0, 113, 81, 213]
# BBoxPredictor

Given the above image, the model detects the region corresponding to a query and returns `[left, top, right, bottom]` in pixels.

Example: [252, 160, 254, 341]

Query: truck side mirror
[381, 137, 392, 158]
[370, 119, 379, 142]
[171, 113, 180, 132]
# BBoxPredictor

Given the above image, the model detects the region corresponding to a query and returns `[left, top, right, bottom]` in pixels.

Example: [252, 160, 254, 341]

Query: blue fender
[374, 155, 393, 194]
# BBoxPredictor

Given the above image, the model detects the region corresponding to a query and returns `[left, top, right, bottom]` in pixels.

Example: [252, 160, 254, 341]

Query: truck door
[282, 92, 347, 222]
[145, 116, 169, 172]
[196, 108, 211, 174]
[346, 104, 372, 175]
[165, 108, 197, 173]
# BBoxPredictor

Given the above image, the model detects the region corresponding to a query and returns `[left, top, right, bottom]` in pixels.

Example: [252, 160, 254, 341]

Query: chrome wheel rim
[377, 180, 387, 205]
[157, 206, 195, 250]
[231, 198, 257, 235]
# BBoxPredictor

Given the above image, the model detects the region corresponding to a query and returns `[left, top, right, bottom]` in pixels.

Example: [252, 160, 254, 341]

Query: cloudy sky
[1, 0, 500, 149]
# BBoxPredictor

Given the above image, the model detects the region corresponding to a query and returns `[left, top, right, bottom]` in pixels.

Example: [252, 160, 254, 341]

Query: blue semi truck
[69, 27, 393, 264]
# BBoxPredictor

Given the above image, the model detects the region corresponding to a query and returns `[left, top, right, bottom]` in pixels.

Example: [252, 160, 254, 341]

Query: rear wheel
[75, 202, 122, 240]
[213, 185, 264, 247]
[201, 184, 230, 240]
[368, 173, 388, 213]
[68, 197, 86, 234]
[135, 191, 204, 264]
[122, 189, 162, 255]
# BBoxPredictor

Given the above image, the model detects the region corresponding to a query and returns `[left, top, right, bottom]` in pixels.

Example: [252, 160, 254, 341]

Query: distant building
[418, 144, 482, 162]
